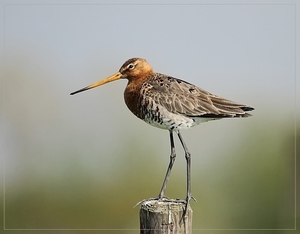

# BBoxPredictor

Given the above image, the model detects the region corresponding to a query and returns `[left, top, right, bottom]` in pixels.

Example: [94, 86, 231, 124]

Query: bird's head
[70, 58, 153, 95]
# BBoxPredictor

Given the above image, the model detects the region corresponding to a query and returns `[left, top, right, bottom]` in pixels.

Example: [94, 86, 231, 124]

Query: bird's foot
[134, 195, 196, 208]
[173, 195, 197, 204]
[134, 196, 172, 207]
[179, 195, 196, 220]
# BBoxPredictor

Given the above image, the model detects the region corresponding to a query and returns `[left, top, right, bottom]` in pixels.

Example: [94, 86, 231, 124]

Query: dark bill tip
[70, 87, 90, 95]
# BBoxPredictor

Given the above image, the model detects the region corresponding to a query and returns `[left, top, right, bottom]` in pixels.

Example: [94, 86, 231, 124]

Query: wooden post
[139, 199, 192, 234]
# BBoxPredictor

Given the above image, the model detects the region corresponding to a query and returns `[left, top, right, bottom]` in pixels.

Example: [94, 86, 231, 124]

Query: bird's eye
[127, 64, 135, 70]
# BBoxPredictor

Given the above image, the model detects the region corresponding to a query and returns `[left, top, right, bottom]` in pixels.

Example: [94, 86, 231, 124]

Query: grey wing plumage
[144, 73, 254, 118]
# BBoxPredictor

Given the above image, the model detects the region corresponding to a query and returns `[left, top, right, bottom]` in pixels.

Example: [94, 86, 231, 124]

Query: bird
[70, 57, 254, 214]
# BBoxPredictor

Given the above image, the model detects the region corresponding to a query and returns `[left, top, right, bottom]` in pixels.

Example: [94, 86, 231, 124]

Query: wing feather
[142, 73, 254, 118]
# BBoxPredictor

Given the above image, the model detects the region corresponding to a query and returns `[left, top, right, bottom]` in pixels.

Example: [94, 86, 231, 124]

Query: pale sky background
[0, 0, 299, 231]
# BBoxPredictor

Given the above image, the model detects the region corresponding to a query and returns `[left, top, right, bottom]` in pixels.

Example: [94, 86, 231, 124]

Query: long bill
[70, 71, 123, 95]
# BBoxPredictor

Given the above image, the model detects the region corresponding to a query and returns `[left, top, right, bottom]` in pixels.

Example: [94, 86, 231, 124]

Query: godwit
[71, 58, 254, 212]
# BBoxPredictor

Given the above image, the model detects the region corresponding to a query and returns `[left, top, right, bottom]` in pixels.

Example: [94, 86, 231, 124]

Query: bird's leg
[177, 131, 195, 214]
[157, 130, 176, 199]
[134, 130, 178, 207]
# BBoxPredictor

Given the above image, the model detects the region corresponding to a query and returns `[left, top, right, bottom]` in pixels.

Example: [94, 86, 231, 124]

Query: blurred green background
[1, 1, 299, 234]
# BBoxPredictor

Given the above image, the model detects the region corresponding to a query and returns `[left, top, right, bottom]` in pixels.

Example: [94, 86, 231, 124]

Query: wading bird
[71, 58, 254, 213]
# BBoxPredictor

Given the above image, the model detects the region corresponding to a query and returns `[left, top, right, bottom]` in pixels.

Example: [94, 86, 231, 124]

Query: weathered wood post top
[140, 199, 192, 234]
